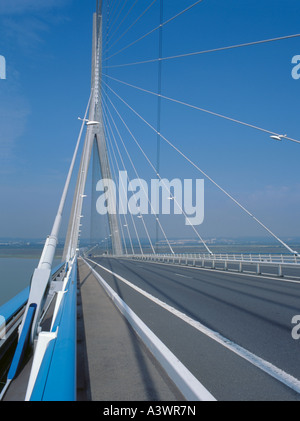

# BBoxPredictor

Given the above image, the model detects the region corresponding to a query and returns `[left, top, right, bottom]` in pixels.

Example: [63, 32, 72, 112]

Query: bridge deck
[77, 259, 184, 401]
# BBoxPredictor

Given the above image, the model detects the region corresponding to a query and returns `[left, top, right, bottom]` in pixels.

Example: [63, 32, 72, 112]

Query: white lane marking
[87, 258, 300, 395]
[0, 380, 12, 401]
[175, 273, 193, 279]
[83, 259, 216, 402]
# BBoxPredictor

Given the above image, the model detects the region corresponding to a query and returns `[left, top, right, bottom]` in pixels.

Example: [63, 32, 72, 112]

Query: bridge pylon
[63, 7, 123, 260]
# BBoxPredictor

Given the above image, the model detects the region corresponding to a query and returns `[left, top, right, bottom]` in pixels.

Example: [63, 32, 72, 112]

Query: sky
[0, 0, 300, 245]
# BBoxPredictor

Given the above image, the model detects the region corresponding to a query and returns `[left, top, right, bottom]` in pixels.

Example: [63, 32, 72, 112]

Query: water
[0, 258, 38, 307]
[0, 256, 61, 307]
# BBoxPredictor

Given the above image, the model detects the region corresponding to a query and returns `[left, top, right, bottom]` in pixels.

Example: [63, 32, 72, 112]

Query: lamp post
[78, 117, 100, 126]
[270, 134, 300, 145]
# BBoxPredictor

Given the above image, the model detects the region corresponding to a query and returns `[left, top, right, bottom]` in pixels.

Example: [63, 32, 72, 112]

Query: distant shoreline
[0, 247, 63, 259]
[1, 243, 299, 258]
[1, 236, 300, 259]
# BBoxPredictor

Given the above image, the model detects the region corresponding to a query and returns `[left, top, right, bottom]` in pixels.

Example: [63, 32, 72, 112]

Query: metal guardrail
[129, 253, 300, 278]
[0, 287, 30, 333]
[0, 263, 66, 344]
[0, 261, 68, 399]
[29, 258, 77, 401]
[136, 253, 300, 264]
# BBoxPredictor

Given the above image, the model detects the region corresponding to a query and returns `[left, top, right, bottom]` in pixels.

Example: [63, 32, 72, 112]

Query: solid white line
[87, 258, 300, 395]
[83, 259, 216, 402]
[0, 380, 11, 401]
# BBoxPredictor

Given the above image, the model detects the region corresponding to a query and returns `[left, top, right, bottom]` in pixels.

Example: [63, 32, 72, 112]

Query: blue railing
[0, 262, 65, 330]
[51, 261, 66, 279]
[7, 304, 37, 381]
[30, 259, 77, 401]
[0, 287, 30, 329]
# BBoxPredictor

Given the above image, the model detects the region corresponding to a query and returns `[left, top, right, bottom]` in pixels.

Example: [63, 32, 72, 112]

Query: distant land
[1, 236, 300, 245]
[1, 237, 300, 258]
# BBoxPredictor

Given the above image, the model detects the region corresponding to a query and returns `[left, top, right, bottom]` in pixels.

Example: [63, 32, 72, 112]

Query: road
[84, 256, 300, 401]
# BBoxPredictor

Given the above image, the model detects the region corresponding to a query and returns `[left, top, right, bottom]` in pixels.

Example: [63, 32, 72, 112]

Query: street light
[269, 134, 300, 145]
[78, 117, 100, 126]
[270, 134, 286, 141]
[86, 120, 100, 126]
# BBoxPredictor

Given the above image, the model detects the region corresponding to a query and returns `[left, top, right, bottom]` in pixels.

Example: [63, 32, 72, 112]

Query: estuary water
[0, 258, 39, 307]
[0, 255, 61, 307]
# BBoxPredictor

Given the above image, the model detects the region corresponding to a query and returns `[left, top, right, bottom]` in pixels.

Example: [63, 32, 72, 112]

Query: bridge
[1, 0, 300, 402]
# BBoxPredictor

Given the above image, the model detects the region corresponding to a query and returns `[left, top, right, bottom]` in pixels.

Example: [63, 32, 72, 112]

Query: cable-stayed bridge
[1, 1, 300, 402]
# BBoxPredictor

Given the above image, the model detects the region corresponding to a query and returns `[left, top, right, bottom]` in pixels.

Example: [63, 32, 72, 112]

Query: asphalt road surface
[85, 256, 300, 401]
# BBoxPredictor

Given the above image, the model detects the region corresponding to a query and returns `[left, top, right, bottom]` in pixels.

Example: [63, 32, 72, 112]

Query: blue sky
[0, 0, 300, 243]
